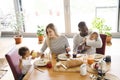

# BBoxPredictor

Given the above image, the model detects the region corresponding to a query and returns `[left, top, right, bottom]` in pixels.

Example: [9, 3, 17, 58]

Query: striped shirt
[40, 35, 70, 55]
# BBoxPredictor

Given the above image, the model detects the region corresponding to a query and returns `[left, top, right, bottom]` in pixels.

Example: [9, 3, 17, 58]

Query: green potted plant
[10, 12, 24, 44]
[37, 25, 45, 43]
[92, 17, 112, 43]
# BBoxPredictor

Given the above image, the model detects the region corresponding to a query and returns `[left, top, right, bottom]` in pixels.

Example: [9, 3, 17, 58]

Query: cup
[83, 54, 87, 63]
[32, 52, 37, 58]
[87, 54, 94, 65]
[103, 55, 111, 63]
[73, 53, 77, 58]
[80, 64, 87, 76]
[98, 60, 106, 75]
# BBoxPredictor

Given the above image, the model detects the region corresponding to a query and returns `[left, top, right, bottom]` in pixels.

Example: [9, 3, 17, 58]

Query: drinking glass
[87, 54, 94, 65]
[32, 52, 37, 58]
[73, 52, 77, 58]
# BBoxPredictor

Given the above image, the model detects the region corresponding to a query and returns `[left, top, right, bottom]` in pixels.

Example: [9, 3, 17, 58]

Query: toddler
[18, 46, 35, 76]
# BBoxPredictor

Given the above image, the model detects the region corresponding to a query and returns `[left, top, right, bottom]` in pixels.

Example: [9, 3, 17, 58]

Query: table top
[23, 54, 120, 80]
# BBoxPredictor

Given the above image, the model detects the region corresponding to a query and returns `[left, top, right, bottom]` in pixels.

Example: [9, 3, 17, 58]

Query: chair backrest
[96, 34, 107, 55]
[5, 48, 22, 80]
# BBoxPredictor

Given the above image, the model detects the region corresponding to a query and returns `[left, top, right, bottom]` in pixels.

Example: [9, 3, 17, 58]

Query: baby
[77, 32, 98, 53]
[89, 32, 98, 41]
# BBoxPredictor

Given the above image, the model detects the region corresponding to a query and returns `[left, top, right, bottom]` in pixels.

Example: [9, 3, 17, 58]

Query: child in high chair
[18, 46, 38, 77]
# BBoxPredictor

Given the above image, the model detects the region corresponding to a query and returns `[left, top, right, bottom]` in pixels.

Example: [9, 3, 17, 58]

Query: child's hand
[31, 50, 38, 59]
[36, 52, 40, 57]
[31, 56, 36, 59]
[40, 54, 45, 58]
[30, 50, 34, 55]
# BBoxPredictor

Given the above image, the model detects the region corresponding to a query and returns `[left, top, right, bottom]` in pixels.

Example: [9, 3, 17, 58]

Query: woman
[39, 23, 71, 57]
[73, 21, 102, 54]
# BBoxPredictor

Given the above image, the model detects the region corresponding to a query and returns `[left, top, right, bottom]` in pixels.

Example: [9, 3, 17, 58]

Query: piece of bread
[64, 59, 83, 68]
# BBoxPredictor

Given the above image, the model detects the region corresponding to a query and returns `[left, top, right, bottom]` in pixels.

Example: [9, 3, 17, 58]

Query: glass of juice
[87, 54, 94, 65]
[32, 52, 37, 58]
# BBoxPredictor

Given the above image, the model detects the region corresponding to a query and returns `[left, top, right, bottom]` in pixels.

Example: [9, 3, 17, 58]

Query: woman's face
[47, 28, 55, 38]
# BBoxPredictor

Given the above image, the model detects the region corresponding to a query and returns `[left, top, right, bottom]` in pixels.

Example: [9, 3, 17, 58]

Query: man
[73, 21, 102, 54]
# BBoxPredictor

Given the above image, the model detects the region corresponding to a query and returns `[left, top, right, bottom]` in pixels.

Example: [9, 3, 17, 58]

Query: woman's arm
[73, 34, 83, 52]
[39, 39, 48, 58]
[40, 39, 48, 53]
[64, 36, 71, 52]
[73, 35, 78, 52]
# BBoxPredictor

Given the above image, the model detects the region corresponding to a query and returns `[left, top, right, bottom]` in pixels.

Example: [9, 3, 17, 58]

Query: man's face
[79, 26, 88, 37]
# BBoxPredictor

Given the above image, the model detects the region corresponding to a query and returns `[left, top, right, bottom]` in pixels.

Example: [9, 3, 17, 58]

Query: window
[70, 0, 119, 33]
[96, 6, 118, 32]
[22, 0, 65, 33]
[0, 0, 119, 37]
[0, 0, 15, 31]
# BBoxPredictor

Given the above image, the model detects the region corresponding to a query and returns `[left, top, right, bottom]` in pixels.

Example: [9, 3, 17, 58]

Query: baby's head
[90, 32, 98, 40]
[18, 46, 30, 58]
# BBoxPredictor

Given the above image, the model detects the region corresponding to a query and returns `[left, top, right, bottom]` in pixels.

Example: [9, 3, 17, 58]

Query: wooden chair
[5, 48, 22, 80]
[96, 34, 107, 55]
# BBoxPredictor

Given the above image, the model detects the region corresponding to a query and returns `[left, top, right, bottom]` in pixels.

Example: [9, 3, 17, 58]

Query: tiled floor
[1, 37, 120, 80]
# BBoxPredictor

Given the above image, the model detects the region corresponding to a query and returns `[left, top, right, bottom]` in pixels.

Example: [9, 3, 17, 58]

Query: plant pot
[14, 36, 22, 44]
[38, 35, 44, 44]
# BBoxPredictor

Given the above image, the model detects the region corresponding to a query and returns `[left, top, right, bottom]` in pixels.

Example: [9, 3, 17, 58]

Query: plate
[57, 53, 69, 61]
[94, 54, 104, 59]
[34, 59, 49, 66]
[94, 58, 100, 62]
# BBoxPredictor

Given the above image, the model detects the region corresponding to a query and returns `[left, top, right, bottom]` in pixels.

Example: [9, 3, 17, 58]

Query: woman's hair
[18, 46, 29, 56]
[45, 23, 59, 37]
[45, 23, 59, 49]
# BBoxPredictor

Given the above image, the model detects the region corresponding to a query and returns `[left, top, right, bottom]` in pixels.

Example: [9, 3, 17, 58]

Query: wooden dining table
[23, 54, 120, 80]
